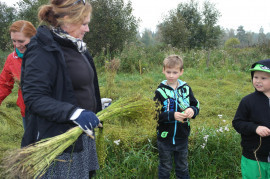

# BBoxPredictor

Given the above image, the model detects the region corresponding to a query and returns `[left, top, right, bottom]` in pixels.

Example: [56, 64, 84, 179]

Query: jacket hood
[29, 25, 61, 52]
[250, 59, 270, 79]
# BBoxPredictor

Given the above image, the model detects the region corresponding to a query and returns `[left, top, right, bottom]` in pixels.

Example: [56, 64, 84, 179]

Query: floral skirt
[41, 134, 99, 179]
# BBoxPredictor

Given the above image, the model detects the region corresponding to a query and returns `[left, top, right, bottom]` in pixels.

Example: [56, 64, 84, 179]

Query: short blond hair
[163, 55, 183, 71]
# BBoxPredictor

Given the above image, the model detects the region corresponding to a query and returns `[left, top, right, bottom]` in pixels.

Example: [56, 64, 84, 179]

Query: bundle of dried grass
[1, 94, 158, 179]
[95, 94, 159, 167]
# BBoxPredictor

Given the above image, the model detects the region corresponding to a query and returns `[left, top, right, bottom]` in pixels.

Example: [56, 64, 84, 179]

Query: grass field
[0, 47, 261, 178]
[94, 65, 252, 178]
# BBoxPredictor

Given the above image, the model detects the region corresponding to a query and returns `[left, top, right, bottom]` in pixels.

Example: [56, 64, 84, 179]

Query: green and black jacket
[154, 79, 200, 145]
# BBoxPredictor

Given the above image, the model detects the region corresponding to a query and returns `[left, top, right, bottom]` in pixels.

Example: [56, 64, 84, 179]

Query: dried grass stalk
[1, 94, 158, 179]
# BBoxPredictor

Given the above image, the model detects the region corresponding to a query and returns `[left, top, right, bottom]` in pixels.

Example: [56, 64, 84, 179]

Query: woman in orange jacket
[0, 20, 36, 129]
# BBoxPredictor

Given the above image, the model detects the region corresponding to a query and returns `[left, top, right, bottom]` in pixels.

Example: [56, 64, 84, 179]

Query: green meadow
[0, 46, 266, 178]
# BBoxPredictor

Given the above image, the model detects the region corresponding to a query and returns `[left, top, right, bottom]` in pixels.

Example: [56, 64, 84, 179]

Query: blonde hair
[38, 0, 92, 27]
[9, 20, 36, 38]
[163, 55, 184, 71]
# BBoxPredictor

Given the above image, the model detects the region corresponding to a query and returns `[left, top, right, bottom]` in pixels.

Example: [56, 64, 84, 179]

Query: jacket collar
[160, 79, 187, 90]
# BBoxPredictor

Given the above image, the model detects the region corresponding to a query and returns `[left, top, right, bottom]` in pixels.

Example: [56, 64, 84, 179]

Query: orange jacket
[0, 51, 25, 117]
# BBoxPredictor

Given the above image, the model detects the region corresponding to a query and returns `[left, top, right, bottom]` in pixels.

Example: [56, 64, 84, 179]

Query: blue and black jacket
[154, 79, 199, 145]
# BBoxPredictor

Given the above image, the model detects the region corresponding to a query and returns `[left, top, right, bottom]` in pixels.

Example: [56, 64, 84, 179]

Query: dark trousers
[157, 139, 189, 179]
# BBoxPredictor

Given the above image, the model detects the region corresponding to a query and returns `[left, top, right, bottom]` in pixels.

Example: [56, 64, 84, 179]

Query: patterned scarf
[51, 27, 87, 53]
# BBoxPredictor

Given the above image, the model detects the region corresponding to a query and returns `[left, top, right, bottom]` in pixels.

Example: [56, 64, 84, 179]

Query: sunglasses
[61, 0, 85, 8]
[72, 0, 85, 6]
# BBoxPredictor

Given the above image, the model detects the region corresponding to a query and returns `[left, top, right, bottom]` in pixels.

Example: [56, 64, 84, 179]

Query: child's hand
[184, 108, 194, 118]
[256, 126, 270, 137]
[174, 112, 187, 123]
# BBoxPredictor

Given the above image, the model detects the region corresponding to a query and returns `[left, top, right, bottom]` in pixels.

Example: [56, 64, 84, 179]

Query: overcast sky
[3, 0, 270, 33]
[127, 0, 270, 33]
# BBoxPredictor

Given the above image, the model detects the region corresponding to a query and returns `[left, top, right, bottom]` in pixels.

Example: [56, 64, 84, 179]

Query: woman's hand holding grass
[70, 109, 101, 138]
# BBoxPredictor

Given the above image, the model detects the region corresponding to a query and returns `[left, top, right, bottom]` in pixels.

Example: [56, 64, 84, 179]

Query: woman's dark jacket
[21, 26, 102, 152]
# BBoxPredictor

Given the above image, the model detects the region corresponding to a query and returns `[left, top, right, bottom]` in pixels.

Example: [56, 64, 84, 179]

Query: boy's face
[253, 71, 270, 96]
[163, 66, 183, 85]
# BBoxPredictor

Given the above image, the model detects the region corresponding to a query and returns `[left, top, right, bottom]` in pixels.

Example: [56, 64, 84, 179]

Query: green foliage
[95, 43, 266, 75]
[86, 0, 138, 57]
[96, 140, 159, 178]
[201, 1, 221, 49]
[177, 0, 202, 49]
[258, 39, 270, 55]
[112, 43, 170, 74]
[116, 42, 146, 73]
[17, 0, 48, 27]
[258, 27, 268, 45]
[158, 0, 221, 50]
[0, 2, 17, 51]
[158, 9, 190, 49]
[225, 37, 240, 48]
[139, 29, 157, 47]
[236, 25, 248, 46]
[103, 58, 120, 97]
[0, 49, 12, 69]
[0, 86, 23, 161]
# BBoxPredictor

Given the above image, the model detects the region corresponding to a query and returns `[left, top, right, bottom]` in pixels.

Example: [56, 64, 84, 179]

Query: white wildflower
[201, 143, 206, 149]
[218, 114, 223, 119]
[114, 139, 120, 145]
[217, 127, 223, 133]
[224, 125, 229, 131]
[203, 135, 209, 142]
[222, 120, 226, 123]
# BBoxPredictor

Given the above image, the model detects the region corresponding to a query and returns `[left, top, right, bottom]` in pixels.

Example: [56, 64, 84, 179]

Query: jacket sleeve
[0, 55, 14, 104]
[21, 46, 77, 123]
[232, 98, 258, 135]
[188, 86, 200, 119]
[154, 89, 175, 123]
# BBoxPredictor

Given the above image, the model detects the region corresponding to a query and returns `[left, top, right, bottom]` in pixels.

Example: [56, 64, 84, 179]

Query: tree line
[1, 0, 270, 57]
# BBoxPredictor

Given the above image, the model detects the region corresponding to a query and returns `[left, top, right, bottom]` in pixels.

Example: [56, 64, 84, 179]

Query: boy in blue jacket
[154, 55, 200, 179]
[233, 59, 270, 179]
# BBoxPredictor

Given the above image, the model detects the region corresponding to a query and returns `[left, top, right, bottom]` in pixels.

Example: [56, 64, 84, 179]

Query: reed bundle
[1, 94, 158, 178]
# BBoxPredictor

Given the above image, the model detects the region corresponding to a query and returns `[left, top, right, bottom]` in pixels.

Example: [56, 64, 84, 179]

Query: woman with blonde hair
[0, 20, 36, 130]
[21, 0, 102, 178]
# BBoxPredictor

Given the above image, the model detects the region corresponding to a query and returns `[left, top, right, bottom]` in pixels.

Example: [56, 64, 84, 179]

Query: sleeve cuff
[70, 108, 84, 120]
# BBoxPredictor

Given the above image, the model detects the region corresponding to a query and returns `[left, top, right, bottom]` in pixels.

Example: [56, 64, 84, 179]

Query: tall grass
[0, 50, 12, 69]
[94, 62, 252, 178]
[0, 46, 263, 178]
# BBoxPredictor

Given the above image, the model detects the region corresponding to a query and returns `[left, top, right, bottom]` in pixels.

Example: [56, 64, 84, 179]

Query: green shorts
[241, 155, 270, 179]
